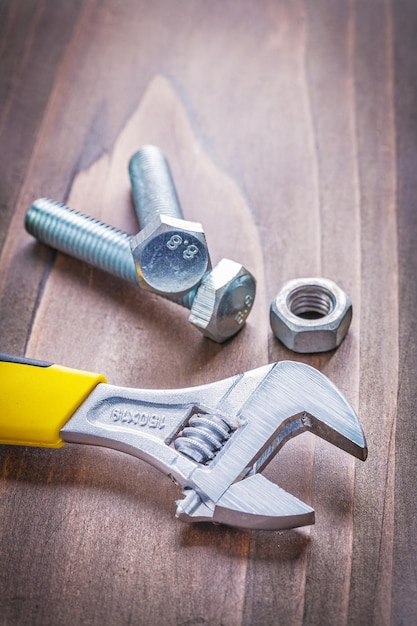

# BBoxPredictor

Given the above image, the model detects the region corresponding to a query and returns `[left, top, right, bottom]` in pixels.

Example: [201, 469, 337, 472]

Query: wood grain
[0, 1, 415, 624]
[392, 1, 417, 622]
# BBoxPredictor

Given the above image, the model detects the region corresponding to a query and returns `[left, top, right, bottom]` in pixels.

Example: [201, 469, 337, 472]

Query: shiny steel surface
[61, 361, 367, 530]
[25, 198, 138, 283]
[25, 199, 255, 343]
[270, 277, 353, 353]
[189, 259, 256, 343]
[129, 146, 211, 296]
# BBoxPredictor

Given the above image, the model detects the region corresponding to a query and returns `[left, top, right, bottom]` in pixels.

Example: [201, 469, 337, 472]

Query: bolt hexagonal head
[270, 277, 352, 353]
[130, 214, 211, 296]
[189, 259, 256, 343]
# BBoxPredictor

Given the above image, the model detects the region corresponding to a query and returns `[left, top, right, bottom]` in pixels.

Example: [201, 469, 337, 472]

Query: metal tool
[24, 199, 256, 343]
[0, 353, 367, 530]
[129, 146, 211, 296]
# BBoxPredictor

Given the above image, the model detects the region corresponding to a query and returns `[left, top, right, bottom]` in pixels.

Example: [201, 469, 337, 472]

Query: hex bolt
[25, 198, 256, 343]
[128, 145, 211, 296]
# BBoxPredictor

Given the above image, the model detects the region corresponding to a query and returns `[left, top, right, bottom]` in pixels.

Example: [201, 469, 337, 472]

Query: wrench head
[176, 361, 367, 530]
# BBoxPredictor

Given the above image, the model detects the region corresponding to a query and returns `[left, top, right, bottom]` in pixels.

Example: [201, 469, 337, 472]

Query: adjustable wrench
[0, 353, 367, 530]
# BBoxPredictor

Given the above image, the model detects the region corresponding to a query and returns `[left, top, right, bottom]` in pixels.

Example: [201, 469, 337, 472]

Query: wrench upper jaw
[175, 475, 315, 531]
[242, 361, 368, 467]
[305, 412, 368, 462]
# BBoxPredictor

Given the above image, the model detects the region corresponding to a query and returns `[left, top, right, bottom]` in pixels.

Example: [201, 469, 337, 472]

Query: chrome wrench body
[61, 360, 367, 530]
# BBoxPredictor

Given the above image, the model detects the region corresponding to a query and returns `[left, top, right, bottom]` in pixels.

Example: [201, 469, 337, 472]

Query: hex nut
[189, 259, 256, 343]
[130, 214, 211, 296]
[270, 277, 352, 353]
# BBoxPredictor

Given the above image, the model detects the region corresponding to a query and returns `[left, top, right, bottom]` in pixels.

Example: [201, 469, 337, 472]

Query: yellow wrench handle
[0, 353, 106, 448]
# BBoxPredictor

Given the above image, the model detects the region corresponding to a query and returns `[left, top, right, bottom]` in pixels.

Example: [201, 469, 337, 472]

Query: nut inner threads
[287, 285, 336, 320]
[270, 277, 352, 353]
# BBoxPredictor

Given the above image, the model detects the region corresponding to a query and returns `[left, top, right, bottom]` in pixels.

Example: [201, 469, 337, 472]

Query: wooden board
[0, 1, 415, 624]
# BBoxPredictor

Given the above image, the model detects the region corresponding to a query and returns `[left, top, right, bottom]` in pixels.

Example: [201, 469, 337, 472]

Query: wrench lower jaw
[212, 504, 315, 532]
[175, 475, 315, 531]
[213, 475, 315, 531]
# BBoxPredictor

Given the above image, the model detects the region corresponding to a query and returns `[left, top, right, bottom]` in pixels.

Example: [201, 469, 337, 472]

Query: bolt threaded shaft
[25, 198, 196, 308]
[129, 145, 183, 227]
[25, 198, 139, 284]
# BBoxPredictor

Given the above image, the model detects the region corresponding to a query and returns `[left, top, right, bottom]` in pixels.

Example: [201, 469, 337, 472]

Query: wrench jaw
[176, 475, 315, 531]
[250, 409, 367, 479]
[240, 361, 368, 477]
